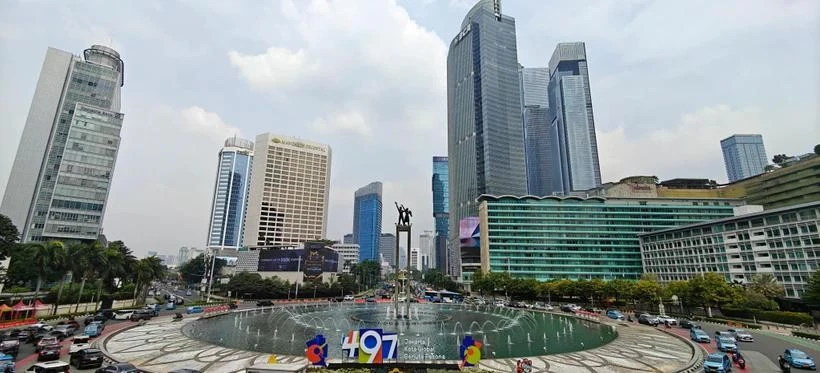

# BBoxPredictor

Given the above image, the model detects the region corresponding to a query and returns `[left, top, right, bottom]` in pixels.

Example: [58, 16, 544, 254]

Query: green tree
[772, 154, 790, 165]
[178, 254, 226, 285]
[814, 144, 820, 155]
[748, 273, 785, 299]
[688, 272, 734, 309]
[801, 270, 820, 307]
[133, 256, 165, 305]
[72, 242, 106, 312]
[633, 278, 663, 304]
[29, 241, 66, 303]
[603, 278, 634, 302]
[0, 214, 19, 263]
[351, 260, 381, 290]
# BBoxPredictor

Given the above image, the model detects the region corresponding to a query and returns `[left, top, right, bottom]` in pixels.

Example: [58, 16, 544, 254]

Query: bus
[423, 290, 462, 303]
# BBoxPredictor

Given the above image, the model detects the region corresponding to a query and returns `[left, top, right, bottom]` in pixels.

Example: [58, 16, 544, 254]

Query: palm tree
[132, 257, 165, 305]
[72, 242, 106, 312]
[749, 273, 785, 299]
[95, 242, 135, 305]
[28, 241, 65, 304]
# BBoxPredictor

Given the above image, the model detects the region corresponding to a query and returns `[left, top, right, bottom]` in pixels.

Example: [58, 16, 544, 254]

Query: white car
[32, 322, 53, 331]
[26, 361, 70, 372]
[69, 335, 91, 354]
[113, 310, 135, 320]
[343, 295, 354, 301]
[658, 315, 678, 325]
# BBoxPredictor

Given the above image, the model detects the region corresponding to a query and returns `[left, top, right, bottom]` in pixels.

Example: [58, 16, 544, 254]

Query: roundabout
[98, 303, 702, 372]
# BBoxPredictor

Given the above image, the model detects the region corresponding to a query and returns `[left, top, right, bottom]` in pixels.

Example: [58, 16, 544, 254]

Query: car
[113, 310, 136, 320]
[38, 344, 62, 362]
[33, 330, 67, 344]
[186, 306, 204, 314]
[130, 309, 154, 321]
[69, 335, 92, 355]
[679, 320, 699, 329]
[638, 314, 660, 326]
[365, 297, 376, 303]
[714, 331, 736, 343]
[689, 328, 711, 343]
[0, 337, 20, 357]
[25, 360, 71, 372]
[70, 347, 105, 369]
[84, 314, 107, 326]
[784, 349, 816, 370]
[606, 310, 625, 320]
[95, 362, 140, 372]
[255, 300, 273, 307]
[716, 337, 738, 352]
[703, 352, 732, 372]
[657, 315, 678, 325]
[343, 295, 354, 301]
[36, 336, 59, 352]
[186, 290, 192, 296]
[169, 369, 203, 373]
[166, 301, 176, 310]
[53, 324, 76, 337]
[84, 322, 105, 338]
[727, 328, 754, 342]
[0, 352, 14, 372]
[31, 322, 53, 332]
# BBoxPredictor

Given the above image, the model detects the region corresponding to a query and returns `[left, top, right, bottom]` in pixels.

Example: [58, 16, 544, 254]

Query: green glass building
[477, 195, 744, 281]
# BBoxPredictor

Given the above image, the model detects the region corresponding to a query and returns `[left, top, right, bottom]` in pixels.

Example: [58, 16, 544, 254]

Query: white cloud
[180, 106, 241, 141]
[311, 111, 372, 137]
[227, 47, 315, 90]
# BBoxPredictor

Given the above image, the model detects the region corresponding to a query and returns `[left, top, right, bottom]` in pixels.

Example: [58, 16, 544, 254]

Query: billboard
[257, 247, 339, 275]
[459, 217, 480, 249]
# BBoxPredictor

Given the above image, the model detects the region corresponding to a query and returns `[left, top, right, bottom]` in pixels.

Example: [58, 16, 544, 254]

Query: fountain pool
[182, 303, 616, 360]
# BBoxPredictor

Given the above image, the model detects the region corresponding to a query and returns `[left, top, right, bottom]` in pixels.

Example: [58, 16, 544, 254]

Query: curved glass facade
[478, 196, 740, 280]
[207, 139, 253, 250]
[353, 182, 382, 262]
[432, 157, 449, 272]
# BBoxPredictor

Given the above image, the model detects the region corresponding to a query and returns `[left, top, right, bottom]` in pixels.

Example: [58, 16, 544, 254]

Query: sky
[0, 0, 818, 257]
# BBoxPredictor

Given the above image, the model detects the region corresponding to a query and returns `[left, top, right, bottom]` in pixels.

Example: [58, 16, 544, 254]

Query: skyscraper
[205, 136, 254, 252]
[352, 182, 383, 262]
[343, 233, 354, 244]
[447, 0, 527, 281]
[1, 45, 125, 243]
[548, 42, 602, 193]
[520, 66, 562, 196]
[177, 246, 190, 265]
[379, 233, 396, 267]
[431, 156, 449, 272]
[721, 134, 768, 182]
[243, 133, 331, 248]
[419, 230, 434, 270]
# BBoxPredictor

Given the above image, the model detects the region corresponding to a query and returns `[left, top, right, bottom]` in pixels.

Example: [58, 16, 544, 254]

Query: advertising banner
[341, 329, 398, 363]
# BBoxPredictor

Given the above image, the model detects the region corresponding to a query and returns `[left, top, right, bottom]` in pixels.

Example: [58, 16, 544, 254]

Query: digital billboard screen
[257, 247, 339, 274]
[459, 217, 480, 249]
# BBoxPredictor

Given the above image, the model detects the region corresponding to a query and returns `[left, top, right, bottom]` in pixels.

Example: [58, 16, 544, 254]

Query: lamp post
[294, 255, 302, 299]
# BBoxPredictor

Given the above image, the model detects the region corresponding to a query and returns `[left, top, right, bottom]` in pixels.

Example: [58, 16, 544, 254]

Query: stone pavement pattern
[101, 315, 697, 373]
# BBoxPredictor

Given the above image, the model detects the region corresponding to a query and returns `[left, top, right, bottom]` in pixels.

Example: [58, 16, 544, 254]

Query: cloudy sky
[0, 0, 818, 256]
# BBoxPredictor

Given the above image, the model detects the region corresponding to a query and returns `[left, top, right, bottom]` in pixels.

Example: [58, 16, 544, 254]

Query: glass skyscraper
[548, 42, 602, 193]
[721, 134, 768, 182]
[353, 182, 383, 262]
[206, 136, 254, 251]
[520, 66, 562, 196]
[432, 156, 449, 272]
[379, 233, 396, 267]
[447, 0, 527, 280]
[1, 45, 124, 243]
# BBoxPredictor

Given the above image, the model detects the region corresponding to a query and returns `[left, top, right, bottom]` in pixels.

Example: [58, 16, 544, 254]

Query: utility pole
[206, 248, 217, 302]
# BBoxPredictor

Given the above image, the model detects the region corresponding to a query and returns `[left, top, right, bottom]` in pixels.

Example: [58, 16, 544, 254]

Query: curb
[656, 327, 704, 373]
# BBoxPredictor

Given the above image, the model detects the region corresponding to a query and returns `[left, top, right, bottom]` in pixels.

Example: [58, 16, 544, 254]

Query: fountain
[183, 302, 616, 359]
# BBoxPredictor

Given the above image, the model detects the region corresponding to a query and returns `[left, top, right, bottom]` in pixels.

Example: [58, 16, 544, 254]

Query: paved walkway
[101, 313, 699, 373]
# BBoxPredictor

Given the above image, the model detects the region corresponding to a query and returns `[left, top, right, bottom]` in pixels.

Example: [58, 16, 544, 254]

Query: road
[665, 321, 820, 372]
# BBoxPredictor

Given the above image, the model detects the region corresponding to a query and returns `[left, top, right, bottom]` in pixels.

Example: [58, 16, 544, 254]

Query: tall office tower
[447, 0, 527, 281]
[432, 156, 449, 272]
[419, 231, 434, 270]
[721, 134, 768, 182]
[379, 233, 396, 267]
[520, 66, 562, 196]
[243, 133, 332, 248]
[410, 248, 420, 271]
[343, 233, 354, 244]
[177, 247, 190, 265]
[547, 42, 602, 193]
[205, 136, 254, 252]
[352, 182, 383, 262]
[1, 45, 125, 243]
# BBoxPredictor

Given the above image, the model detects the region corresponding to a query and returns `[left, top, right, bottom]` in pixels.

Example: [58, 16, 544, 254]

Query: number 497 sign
[341, 329, 398, 363]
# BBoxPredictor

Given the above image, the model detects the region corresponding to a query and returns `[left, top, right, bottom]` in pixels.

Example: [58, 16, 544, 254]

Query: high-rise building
[343, 233, 354, 244]
[243, 133, 331, 248]
[520, 66, 562, 196]
[419, 231, 434, 270]
[1, 45, 125, 243]
[177, 246, 190, 265]
[352, 182, 383, 262]
[330, 243, 360, 273]
[410, 248, 420, 271]
[432, 156, 449, 273]
[547, 42, 602, 193]
[447, 0, 527, 281]
[147, 250, 158, 258]
[205, 136, 254, 252]
[721, 134, 768, 182]
[379, 233, 396, 267]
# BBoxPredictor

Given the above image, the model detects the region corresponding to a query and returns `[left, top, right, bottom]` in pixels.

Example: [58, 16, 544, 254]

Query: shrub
[691, 316, 761, 329]
[721, 307, 813, 326]
[792, 331, 820, 340]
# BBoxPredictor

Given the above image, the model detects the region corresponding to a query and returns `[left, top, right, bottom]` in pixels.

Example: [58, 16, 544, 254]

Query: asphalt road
[665, 321, 820, 372]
